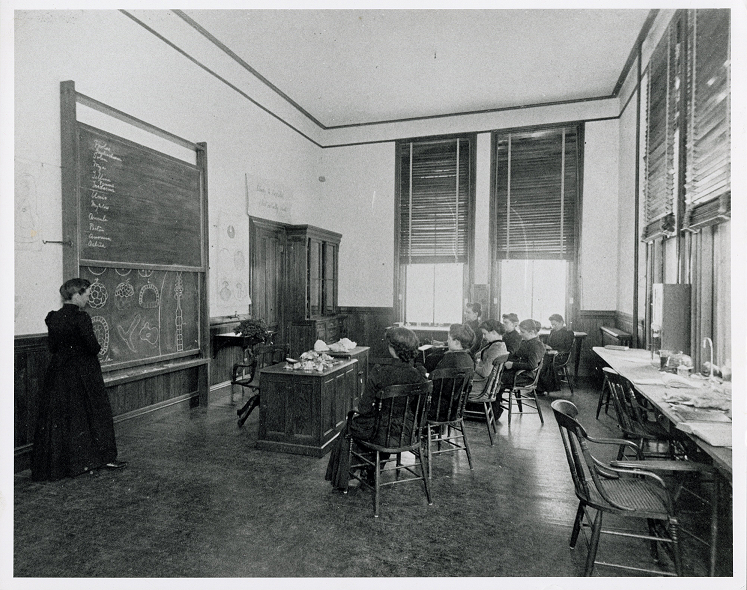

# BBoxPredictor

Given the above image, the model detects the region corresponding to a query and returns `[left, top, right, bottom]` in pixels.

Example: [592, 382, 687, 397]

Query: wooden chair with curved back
[347, 380, 434, 517]
[500, 356, 545, 426]
[234, 343, 289, 427]
[551, 399, 683, 576]
[464, 357, 505, 446]
[425, 367, 474, 478]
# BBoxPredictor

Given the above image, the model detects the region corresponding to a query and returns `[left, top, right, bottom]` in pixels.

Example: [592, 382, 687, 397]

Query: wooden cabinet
[257, 359, 358, 456]
[285, 225, 344, 357]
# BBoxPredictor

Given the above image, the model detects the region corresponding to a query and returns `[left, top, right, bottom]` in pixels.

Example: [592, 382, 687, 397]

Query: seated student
[468, 319, 509, 400]
[495, 319, 546, 418]
[464, 302, 483, 359]
[501, 313, 522, 354]
[537, 313, 575, 394]
[433, 323, 476, 372]
[325, 327, 428, 490]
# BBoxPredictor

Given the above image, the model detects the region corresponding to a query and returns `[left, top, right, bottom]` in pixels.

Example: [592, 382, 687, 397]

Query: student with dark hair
[325, 327, 428, 490]
[433, 323, 476, 372]
[468, 319, 508, 400]
[537, 313, 575, 394]
[495, 319, 545, 419]
[501, 312, 522, 354]
[31, 278, 127, 481]
[464, 302, 483, 358]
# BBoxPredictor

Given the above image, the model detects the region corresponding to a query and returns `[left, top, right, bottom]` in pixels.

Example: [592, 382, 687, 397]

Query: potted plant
[234, 318, 271, 346]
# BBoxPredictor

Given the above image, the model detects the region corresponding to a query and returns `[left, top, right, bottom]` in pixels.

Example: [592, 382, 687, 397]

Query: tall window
[492, 125, 581, 324]
[642, 9, 730, 367]
[396, 137, 474, 324]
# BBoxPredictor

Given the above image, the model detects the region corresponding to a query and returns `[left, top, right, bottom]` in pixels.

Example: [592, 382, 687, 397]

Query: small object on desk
[604, 344, 629, 351]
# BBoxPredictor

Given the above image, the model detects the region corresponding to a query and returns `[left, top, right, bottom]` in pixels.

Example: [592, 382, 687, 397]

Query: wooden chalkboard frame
[60, 81, 210, 404]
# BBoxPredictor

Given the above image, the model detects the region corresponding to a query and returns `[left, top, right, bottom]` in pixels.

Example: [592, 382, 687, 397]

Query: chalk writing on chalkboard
[81, 266, 200, 369]
[78, 124, 204, 269]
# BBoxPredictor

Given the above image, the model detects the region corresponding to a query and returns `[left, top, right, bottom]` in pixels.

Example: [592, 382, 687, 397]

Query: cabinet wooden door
[251, 219, 285, 338]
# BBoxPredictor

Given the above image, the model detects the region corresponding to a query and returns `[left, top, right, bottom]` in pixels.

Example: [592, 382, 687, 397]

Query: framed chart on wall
[60, 80, 209, 375]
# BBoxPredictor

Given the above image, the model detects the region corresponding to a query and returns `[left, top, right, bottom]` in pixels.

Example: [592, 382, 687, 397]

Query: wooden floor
[13, 377, 730, 582]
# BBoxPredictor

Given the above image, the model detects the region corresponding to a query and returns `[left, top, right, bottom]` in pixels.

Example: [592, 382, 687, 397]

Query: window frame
[394, 134, 477, 324]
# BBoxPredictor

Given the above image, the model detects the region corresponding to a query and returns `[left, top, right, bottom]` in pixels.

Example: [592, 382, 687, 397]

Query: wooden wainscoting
[14, 334, 206, 473]
[570, 310, 618, 378]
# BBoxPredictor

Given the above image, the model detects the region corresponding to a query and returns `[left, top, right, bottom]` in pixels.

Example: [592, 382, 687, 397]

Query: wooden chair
[605, 370, 679, 460]
[500, 356, 545, 426]
[464, 357, 504, 445]
[551, 399, 683, 576]
[234, 343, 289, 427]
[425, 368, 474, 479]
[347, 380, 433, 517]
[595, 366, 617, 419]
[552, 349, 574, 395]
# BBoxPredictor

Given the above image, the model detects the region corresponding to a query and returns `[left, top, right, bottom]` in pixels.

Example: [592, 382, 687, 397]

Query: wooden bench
[599, 326, 632, 347]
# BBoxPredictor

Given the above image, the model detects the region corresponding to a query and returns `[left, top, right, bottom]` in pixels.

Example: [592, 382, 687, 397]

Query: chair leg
[669, 517, 683, 576]
[584, 510, 604, 576]
[419, 449, 433, 506]
[460, 420, 473, 469]
[483, 402, 495, 445]
[596, 376, 610, 419]
[570, 502, 585, 548]
[426, 425, 433, 479]
[647, 519, 660, 562]
[534, 391, 544, 424]
[374, 450, 381, 518]
[565, 367, 574, 395]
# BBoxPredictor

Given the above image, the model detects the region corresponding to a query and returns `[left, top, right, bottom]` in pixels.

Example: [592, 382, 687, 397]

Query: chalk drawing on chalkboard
[114, 279, 135, 310]
[219, 280, 231, 301]
[88, 278, 108, 309]
[92, 316, 110, 358]
[139, 282, 160, 308]
[15, 171, 41, 251]
[138, 269, 154, 278]
[174, 272, 184, 352]
[235, 282, 247, 300]
[139, 322, 159, 346]
[117, 314, 141, 353]
[87, 266, 106, 275]
[115, 268, 132, 276]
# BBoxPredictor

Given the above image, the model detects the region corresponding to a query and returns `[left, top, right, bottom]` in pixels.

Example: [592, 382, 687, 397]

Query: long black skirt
[31, 354, 118, 481]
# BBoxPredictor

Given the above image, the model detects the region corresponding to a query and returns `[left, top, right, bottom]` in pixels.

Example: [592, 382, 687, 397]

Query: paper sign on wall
[246, 174, 292, 222]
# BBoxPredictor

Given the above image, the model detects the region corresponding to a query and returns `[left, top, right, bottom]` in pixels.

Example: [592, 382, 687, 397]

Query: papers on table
[676, 422, 732, 447]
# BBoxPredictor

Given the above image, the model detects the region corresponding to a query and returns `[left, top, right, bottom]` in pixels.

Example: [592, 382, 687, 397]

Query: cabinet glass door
[323, 242, 337, 315]
[308, 239, 322, 317]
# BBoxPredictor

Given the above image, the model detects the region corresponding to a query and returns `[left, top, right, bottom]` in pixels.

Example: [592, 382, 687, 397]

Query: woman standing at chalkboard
[31, 278, 127, 481]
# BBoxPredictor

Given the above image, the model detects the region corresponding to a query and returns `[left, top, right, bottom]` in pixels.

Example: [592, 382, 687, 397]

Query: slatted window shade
[398, 138, 472, 264]
[643, 16, 683, 241]
[684, 9, 731, 230]
[494, 126, 579, 260]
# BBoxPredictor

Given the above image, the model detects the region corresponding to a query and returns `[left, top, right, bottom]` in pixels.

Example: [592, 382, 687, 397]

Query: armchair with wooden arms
[551, 399, 683, 576]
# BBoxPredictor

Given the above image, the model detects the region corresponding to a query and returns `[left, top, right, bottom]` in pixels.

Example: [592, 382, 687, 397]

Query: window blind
[398, 138, 472, 264]
[642, 15, 683, 241]
[493, 125, 579, 260]
[684, 9, 731, 230]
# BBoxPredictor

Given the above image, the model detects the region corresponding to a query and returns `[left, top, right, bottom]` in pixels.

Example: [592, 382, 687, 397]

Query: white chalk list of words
[78, 124, 203, 268]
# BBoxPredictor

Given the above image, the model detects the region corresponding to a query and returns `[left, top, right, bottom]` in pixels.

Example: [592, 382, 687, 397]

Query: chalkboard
[77, 124, 203, 269]
[80, 266, 201, 369]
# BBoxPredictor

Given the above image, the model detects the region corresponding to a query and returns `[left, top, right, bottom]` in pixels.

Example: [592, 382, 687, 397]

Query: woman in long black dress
[325, 327, 428, 490]
[31, 278, 127, 481]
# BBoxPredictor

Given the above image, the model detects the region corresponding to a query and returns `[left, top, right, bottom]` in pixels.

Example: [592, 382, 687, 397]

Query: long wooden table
[593, 346, 732, 476]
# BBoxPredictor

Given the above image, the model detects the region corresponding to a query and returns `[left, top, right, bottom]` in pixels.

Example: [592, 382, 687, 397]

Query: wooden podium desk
[257, 358, 359, 457]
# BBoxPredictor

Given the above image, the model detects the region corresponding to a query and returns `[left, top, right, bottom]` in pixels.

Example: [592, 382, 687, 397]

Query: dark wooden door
[250, 218, 285, 340]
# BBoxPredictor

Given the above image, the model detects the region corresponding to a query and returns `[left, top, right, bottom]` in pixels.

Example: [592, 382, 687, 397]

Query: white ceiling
[182, 9, 652, 128]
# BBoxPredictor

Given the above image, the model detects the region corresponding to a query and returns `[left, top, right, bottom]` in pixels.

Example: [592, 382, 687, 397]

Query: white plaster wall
[13, 10, 322, 334]
[579, 119, 620, 310]
[617, 87, 639, 317]
[319, 143, 395, 307]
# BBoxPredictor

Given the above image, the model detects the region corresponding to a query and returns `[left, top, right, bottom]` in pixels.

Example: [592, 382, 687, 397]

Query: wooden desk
[328, 346, 370, 407]
[593, 346, 732, 476]
[257, 358, 358, 457]
[540, 330, 587, 379]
